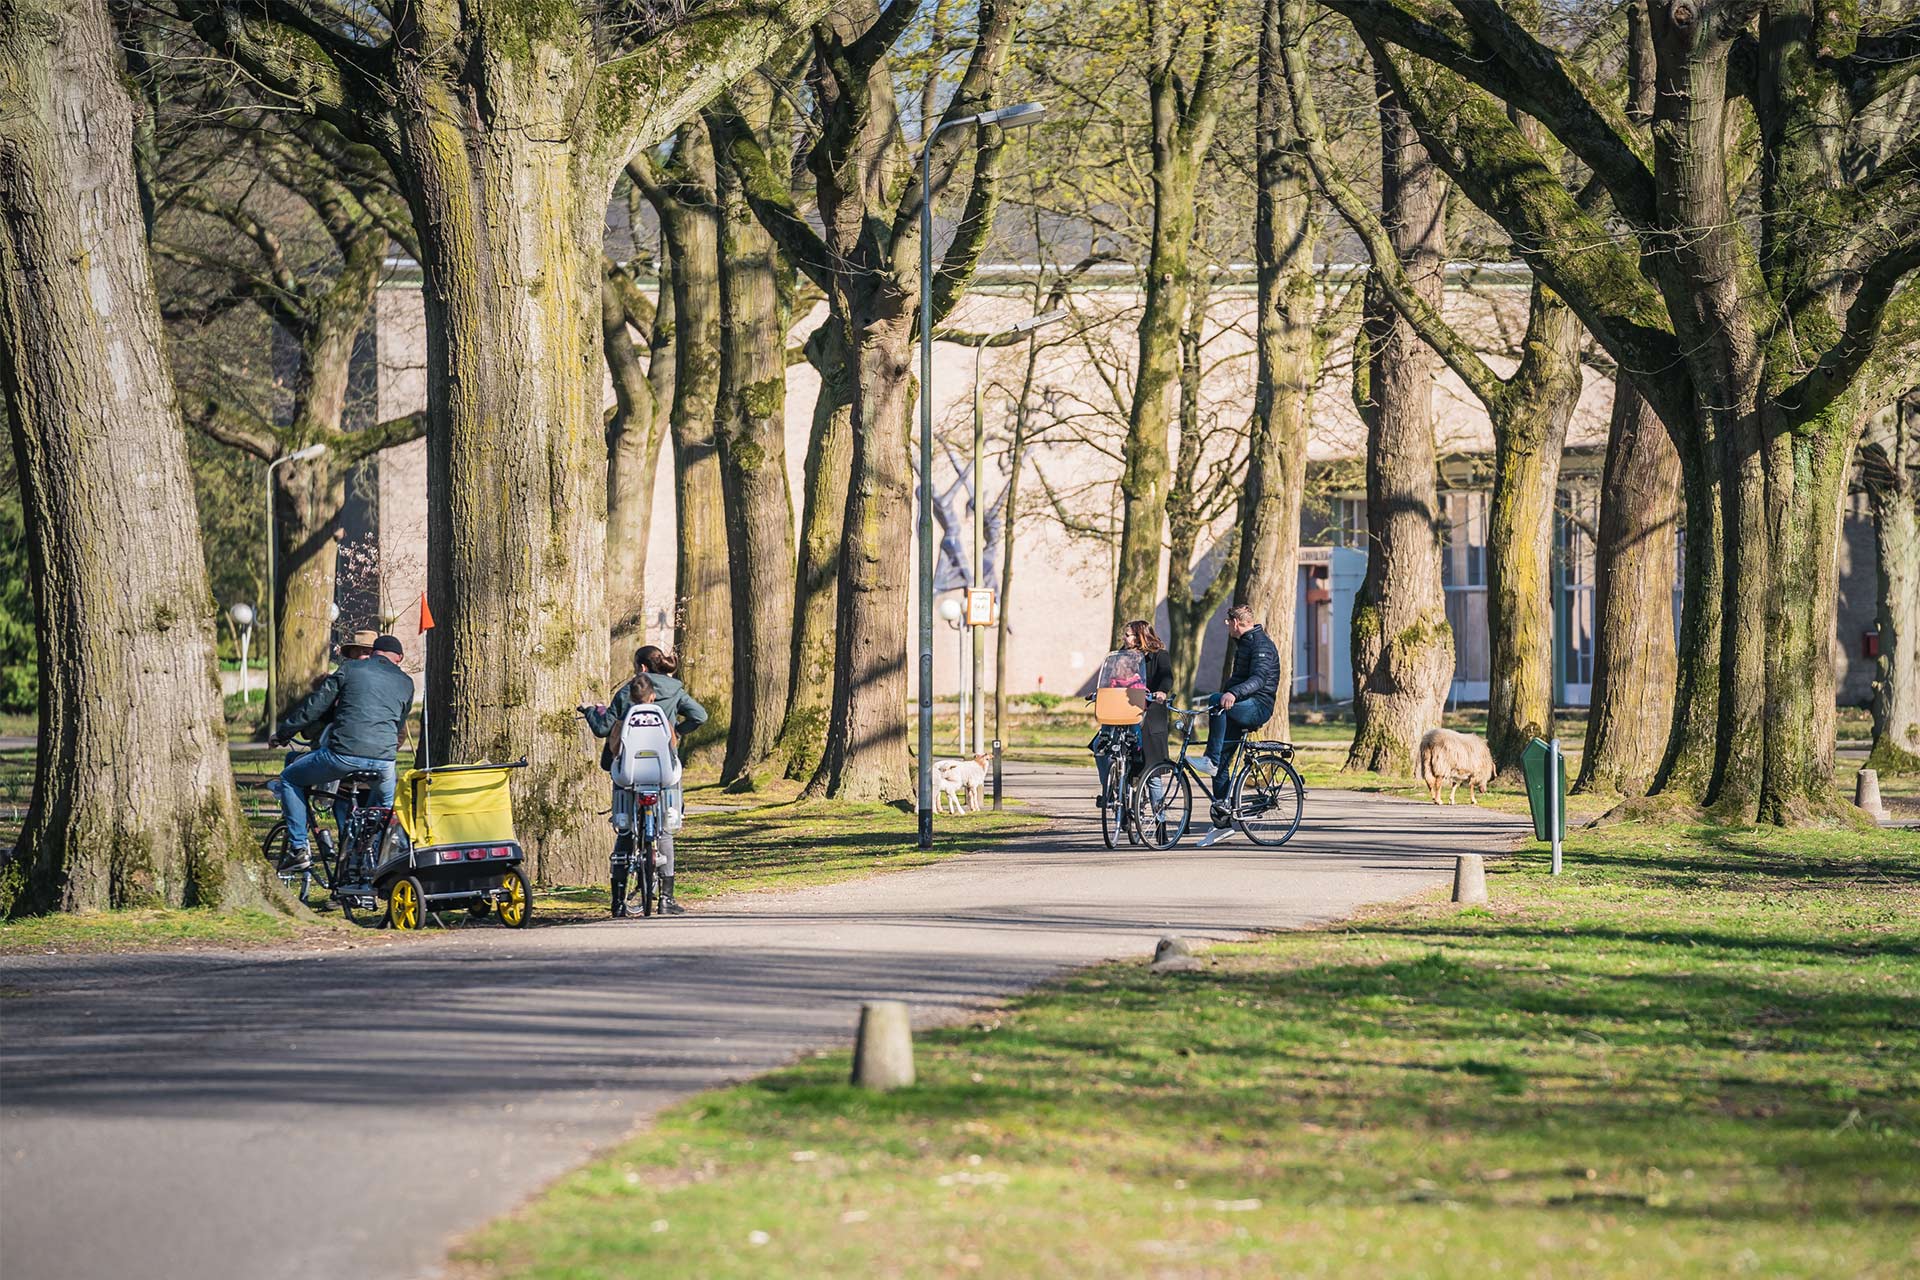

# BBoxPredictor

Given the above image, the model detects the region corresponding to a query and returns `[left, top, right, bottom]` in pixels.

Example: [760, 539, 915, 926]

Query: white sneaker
[1190, 755, 1217, 777]
[1196, 825, 1233, 848]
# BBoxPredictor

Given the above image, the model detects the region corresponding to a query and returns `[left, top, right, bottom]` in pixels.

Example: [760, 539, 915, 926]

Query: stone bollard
[1150, 935, 1200, 972]
[1855, 768, 1888, 821]
[1452, 854, 1489, 905]
[850, 1001, 915, 1090]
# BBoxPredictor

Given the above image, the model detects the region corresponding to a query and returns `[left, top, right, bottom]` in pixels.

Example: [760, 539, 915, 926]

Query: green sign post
[1521, 737, 1567, 873]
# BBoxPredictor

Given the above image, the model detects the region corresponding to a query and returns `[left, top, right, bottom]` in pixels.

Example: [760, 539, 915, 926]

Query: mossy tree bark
[1575, 1, 1678, 799]
[635, 132, 733, 771]
[1112, 0, 1231, 639]
[191, 0, 833, 880]
[710, 72, 799, 785]
[1862, 392, 1920, 775]
[1578, 379, 1681, 796]
[1163, 283, 1241, 703]
[1284, 30, 1580, 777]
[0, 0, 256, 913]
[1340, 78, 1454, 775]
[717, 0, 1018, 802]
[1222, 0, 1320, 737]
[1324, 0, 1920, 822]
[768, 320, 854, 782]
[601, 253, 672, 681]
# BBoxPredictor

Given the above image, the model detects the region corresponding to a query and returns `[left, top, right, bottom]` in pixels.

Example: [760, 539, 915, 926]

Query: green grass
[454, 819, 1920, 1280]
[0, 905, 348, 954]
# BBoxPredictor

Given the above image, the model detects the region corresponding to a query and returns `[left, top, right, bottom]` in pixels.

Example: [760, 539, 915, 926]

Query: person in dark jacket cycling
[1193, 604, 1280, 847]
[269, 632, 415, 868]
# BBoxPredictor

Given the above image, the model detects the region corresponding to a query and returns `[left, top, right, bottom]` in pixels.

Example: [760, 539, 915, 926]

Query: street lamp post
[969, 309, 1065, 764]
[918, 99, 1046, 849]
[230, 603, 255, 710]
[265, 443, 328, 728]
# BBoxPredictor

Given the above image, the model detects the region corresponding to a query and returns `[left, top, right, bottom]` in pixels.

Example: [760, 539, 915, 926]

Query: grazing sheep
[1417, 728, 1495, 805]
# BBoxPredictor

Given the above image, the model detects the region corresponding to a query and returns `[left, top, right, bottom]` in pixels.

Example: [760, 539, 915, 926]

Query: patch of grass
[0, 905, 346, 955]
[531, 800, 1043, 924]
[456, 820, 1920, 1280]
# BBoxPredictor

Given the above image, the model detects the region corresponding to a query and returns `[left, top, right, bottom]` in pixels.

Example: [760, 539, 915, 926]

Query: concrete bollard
[1150, 935, 1200, 972]
[1855, 768, 1888, 820]
[1452, 854, 1489, 905]
[850, 1001, 915, 1090]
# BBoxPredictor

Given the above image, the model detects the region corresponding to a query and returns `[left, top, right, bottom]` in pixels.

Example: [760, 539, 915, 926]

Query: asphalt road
[1, 764, 1524, 1280]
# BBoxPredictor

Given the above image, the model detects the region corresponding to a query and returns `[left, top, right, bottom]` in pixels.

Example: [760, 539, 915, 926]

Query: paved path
[1, 764, 1523, 1280]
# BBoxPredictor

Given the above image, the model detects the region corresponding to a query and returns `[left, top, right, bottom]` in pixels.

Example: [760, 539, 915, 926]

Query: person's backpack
[611, 704, 681, 790]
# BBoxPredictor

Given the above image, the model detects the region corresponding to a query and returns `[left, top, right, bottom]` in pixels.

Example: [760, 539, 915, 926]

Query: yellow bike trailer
[341, 759, 532, 931]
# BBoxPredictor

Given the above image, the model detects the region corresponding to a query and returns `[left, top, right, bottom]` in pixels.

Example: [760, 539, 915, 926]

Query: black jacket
[276, 656, 415, 761]
[1224, 625, 1281, 706]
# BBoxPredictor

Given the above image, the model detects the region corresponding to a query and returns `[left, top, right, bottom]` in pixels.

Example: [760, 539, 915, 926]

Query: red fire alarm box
[1863, 630, 1881, 659]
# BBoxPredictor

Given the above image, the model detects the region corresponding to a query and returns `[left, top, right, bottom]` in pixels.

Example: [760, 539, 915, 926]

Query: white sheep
[1417, 728, 1495, 805]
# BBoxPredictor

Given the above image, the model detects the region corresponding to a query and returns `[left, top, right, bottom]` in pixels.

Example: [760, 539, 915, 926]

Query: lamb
[1417, 728, 1495, 805]
[931, 751, 992, 814]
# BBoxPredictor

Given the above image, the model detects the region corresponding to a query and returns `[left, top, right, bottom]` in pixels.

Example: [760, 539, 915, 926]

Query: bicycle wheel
[261, 821, 312, 904]
[1134, 762, 1192, 850]
[637, 838, 657, 917]
[1231, 753, 1305, 847]
[1099, 761, 1126, 850]
[610, 835, 630, 919]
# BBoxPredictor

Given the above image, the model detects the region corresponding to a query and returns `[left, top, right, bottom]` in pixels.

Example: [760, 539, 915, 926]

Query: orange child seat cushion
[1094, 650, 1149, 726]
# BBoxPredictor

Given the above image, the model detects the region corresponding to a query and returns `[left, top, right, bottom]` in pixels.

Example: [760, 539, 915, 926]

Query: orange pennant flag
[418, 592, 435, 633]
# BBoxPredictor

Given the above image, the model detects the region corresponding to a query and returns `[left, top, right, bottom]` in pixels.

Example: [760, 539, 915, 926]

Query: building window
[1333, 497, 1367, 548]
[1560, 488, 1598, 692]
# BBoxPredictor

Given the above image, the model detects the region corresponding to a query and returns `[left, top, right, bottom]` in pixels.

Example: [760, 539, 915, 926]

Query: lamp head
[938, 597, 964, 622]
[1011, 309, 1068, 335]
[975, 101, 1046, 130]
[288, 443, 327, 463]
[230, 603, 255, 627]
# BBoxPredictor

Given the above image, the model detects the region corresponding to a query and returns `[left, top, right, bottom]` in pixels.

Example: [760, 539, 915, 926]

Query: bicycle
[1127, 703, 1307, 851]
[1093, 724, 1146, 849]
[608, 787, 667, 918]
[259, 757, 391, 918]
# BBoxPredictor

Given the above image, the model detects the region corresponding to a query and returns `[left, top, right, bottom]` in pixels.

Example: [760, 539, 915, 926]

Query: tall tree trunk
[713, 95, 797, 785]
[1578, 379, 1680, 795]
[1224, 0, 1318, 735]
[1864, 393, 1919, 775]
[1345, 81, 1453, 775]
[994, 342, 1039, 756]
[1113, 0, 1228, 639]
[806, 302, 917, 802]
[1112, 143, 1193, 637]
[397, 74, 610, 886]
[1484, 285, 1582, 775]
[269, 289, 370, 722]
[0, 0, 254, 913]
[603, 258, 667, 681]
[1163, 295, 1238, 702]
[646, 128, 733, 770]
[771, 320, 852, 782]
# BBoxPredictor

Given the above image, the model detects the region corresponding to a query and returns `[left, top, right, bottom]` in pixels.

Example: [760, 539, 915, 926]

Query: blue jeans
[1205, 696, 1273, 815]
[272, 747, 395, 851]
